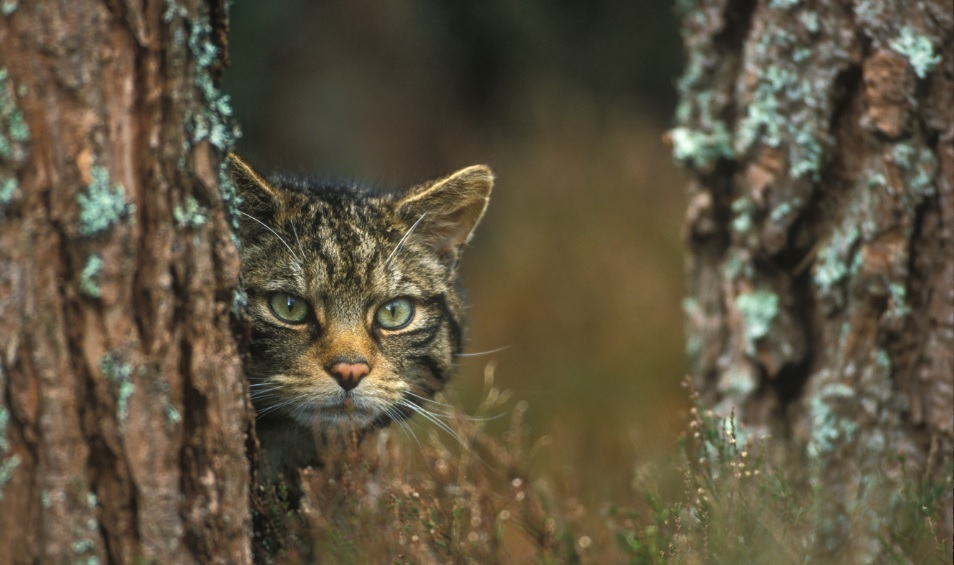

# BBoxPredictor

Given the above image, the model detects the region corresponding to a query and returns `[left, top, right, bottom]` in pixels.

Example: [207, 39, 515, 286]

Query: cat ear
[227, 152, 285, 218]
[395, 165, 493, 267]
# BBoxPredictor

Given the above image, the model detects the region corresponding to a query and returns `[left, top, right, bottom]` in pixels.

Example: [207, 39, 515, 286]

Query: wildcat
[228, 155, 493, 482]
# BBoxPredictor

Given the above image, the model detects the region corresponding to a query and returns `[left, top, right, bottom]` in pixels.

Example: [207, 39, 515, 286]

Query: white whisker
[238, 210, 302, 263]
[384, 406, 422, 449]
[403, 390, 457, 408]
[291, 222, 308, 262]
[255, 397, 299, 419]
[384, 212, 427, 267]
[249, 384, 284, 398]
[251, 394, 285, 405]
[453, 345, 511, 358]
[401, 390, 502, 423]
[398, 399, 466, 447]
[292, 397, 314, 424]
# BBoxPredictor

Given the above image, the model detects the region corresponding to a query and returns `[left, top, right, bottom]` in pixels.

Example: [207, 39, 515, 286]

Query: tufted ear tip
[227, 153, 281, 203]
[227, 153, 291, 240]
[454, 164, 494, 186]
[395, 165, 494, 267]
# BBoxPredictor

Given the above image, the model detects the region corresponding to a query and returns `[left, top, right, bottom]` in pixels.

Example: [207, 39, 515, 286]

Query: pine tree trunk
[674, 0, 952, 557]
[0, 2, 250, 563]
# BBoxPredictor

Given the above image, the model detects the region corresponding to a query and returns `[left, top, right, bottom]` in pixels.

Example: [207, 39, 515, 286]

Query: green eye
[375, 297, 414, 330]
[267, 292, 309, 324]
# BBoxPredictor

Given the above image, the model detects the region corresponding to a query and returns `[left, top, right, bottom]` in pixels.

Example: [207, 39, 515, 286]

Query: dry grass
[251, 376, 951, 564]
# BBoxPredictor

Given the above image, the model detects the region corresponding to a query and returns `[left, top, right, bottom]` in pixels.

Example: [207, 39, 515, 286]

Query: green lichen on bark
[769, 199, 799, 222]
[167, 8, 242, 228]
[720, 367, 759, 396]
[722, 249, 754, 281]
[100, 353, 135, 432]
[890, 26, 941, 79]
[884, 282, 910, 322]
[734, 64, 825, 181]
[68, 490, 101, 563]
[186, 20, 236, 152]
[0, 68, 30, 162]
[671, 25, 735, 173]
[730, 197, 754, 234]
[892, 140, 937, 202]
[219, 166, 242, 230]
[670, 123, 734, 170]
[173, 194, 208, 229]
[0, 455, 19, 500]
[77, 166, 134, 237]
[0, 366, 17, 500]
[162, 0, 183, 23]
[0, 177, 16, 213]
[0, 409, 8, 454]
[813, 224, 860, 313]
[682, 297, 704, 360]
[79, 255, 104, 298]
[798, 11, 819, 33]
[806, 382, 857, 458]
[164, 403, 182, 426]
[736, 290, 779, 354]
[231, 284, 249, 318]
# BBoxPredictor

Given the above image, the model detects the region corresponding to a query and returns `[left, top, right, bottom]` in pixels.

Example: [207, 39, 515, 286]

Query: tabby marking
[230, 155, 493, 478]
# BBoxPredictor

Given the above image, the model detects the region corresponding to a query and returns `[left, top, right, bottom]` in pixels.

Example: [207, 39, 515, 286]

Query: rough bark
[673, 0, 952, 558]
[0, 1, 250, 563]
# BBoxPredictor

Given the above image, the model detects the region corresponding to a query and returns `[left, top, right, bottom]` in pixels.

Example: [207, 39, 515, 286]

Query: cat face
[230, 155, 492, 435]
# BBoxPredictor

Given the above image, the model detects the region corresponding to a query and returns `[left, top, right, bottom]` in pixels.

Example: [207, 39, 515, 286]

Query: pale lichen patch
[77, 166, 134, 237]
[100, 353, 135, 433]
[736, 290, 779, 354]
[174, 194, 208, 229]
[79, 255, 104, 298]
[0, 67, 30, 162]
[890, 26, 941, 79]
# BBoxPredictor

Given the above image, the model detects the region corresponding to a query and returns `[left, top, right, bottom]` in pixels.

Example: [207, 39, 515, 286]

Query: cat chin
[291, 404, 380, 431]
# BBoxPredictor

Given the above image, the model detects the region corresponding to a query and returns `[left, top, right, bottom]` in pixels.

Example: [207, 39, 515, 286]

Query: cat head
[229, 154, 492, 434]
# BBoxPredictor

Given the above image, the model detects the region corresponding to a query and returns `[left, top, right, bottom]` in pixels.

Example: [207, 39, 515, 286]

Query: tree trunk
[0, 2, 250, 563]
[673, 0, 952, 558]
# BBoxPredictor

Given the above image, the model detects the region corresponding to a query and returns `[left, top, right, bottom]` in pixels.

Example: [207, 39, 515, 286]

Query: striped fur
[230, 155, 493, 479]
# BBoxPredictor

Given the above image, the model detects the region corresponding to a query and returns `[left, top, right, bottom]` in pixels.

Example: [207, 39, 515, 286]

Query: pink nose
[328, 361, 370, 391]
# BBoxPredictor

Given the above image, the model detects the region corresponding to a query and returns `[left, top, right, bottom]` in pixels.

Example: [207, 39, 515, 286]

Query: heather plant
[252, 375, 951, 563]
[612, 379, 951, 564]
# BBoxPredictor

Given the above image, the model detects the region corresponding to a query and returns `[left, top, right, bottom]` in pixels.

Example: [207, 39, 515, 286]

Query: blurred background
[224, 1, 687, 503]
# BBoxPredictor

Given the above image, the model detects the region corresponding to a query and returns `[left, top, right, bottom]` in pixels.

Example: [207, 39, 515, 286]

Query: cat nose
[327, 360, 371, 391]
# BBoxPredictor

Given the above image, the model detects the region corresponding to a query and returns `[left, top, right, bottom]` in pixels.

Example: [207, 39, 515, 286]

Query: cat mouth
[294, 394, 381, 429]
[332, 394, 371, 420]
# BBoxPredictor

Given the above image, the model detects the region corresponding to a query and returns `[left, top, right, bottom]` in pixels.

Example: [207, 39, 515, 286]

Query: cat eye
[375, 297, 414, 330]
[267, 292, 310, 324]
